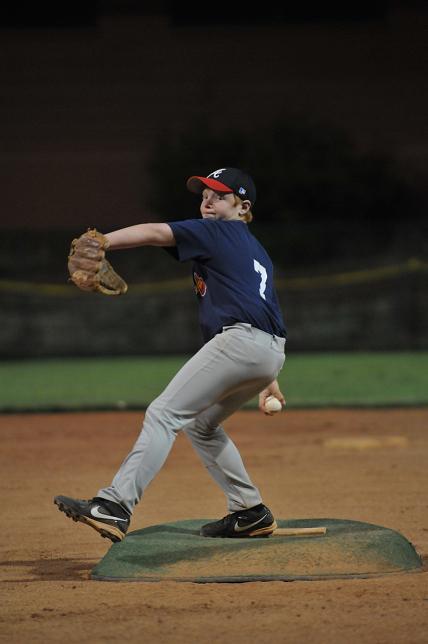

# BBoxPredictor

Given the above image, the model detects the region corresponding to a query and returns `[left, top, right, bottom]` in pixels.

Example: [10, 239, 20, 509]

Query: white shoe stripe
[90, 505, 127, 522]
[233, 513, 268, 533]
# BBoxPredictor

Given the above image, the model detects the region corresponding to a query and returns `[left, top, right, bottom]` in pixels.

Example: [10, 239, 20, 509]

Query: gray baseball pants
[98, 323, 286, 514]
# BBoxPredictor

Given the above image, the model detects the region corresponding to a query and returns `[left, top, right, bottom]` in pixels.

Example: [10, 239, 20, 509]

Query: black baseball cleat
[54, 495, 130, 543]
[200, 503, 277, 538]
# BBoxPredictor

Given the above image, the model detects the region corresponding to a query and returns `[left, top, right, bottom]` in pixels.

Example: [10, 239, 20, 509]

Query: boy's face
[200, 188, 250, 221]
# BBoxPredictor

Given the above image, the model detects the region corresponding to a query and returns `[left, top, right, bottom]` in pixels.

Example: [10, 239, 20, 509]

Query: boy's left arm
[105, 223, 176, 249]
[68, 224, 176, 296]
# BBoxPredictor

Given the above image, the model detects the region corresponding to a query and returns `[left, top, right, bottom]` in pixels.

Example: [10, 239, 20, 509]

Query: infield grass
[1, 352, 427, 412]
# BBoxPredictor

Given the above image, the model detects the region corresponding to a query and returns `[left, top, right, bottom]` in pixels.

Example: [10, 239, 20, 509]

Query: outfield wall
[1, 259, 426, 357]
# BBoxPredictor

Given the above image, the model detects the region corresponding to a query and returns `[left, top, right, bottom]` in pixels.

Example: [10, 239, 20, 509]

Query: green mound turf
[91, 518, 422, 583]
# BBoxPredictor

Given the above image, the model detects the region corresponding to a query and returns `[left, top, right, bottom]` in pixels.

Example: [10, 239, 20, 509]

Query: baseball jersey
[167, 219, 287, 343]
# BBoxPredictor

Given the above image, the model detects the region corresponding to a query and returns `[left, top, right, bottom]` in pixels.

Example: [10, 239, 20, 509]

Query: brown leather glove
[68, 228, 128, 296]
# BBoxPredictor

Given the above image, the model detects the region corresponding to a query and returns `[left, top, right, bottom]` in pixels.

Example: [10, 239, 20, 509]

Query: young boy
[55, 167, 287, 542]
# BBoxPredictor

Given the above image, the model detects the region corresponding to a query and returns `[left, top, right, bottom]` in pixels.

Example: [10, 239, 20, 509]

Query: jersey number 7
[253, 259, 267, 300]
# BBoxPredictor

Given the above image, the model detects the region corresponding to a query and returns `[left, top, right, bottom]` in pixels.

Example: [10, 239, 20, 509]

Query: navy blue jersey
[168, 219, 286, 343]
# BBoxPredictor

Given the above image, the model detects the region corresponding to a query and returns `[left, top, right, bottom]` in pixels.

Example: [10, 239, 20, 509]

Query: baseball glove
[68, 228, 128, 295]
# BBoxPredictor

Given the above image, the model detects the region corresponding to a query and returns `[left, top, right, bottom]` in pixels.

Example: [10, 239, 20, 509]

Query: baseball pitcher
[56, 167, 287, 542]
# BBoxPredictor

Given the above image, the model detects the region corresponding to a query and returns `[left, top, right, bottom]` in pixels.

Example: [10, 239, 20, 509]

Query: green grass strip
[281, 352, 428, 407]
[1, 352, 427, 412]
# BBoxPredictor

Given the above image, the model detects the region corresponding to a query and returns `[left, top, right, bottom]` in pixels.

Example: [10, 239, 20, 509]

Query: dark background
[0, 1, 427, 356]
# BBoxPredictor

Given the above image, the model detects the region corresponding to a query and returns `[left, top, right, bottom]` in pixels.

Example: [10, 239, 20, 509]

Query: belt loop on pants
[222, 323, 286, 352]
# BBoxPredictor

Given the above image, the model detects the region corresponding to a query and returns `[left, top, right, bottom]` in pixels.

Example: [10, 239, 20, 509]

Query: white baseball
[265, 395, 282, 413]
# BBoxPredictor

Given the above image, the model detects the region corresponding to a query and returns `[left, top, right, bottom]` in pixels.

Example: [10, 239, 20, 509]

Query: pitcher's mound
[91, 518, 422, 582]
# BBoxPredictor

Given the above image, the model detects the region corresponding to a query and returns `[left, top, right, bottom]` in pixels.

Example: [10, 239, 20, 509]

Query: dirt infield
[1, 408, 427, 643]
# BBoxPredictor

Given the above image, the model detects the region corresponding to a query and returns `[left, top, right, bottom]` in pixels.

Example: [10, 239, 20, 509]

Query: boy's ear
[239, 200, 251, 215]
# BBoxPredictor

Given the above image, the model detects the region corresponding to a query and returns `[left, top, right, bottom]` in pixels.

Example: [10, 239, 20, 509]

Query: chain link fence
[1, 259, 426, 357]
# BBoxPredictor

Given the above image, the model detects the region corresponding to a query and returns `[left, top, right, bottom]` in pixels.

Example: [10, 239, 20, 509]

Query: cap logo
[238, 187, 247, 195]
[208, 168, 227, 179]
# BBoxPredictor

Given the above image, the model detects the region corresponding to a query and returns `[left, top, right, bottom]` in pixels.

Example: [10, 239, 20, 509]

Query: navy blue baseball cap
[186, 167, 256, 205]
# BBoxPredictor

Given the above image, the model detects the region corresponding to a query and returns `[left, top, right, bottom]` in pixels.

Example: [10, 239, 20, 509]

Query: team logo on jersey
[193, 271, 207, 297]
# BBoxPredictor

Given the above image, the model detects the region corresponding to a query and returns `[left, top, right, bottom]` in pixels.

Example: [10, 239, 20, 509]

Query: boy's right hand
[259, 380, 286, 415]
